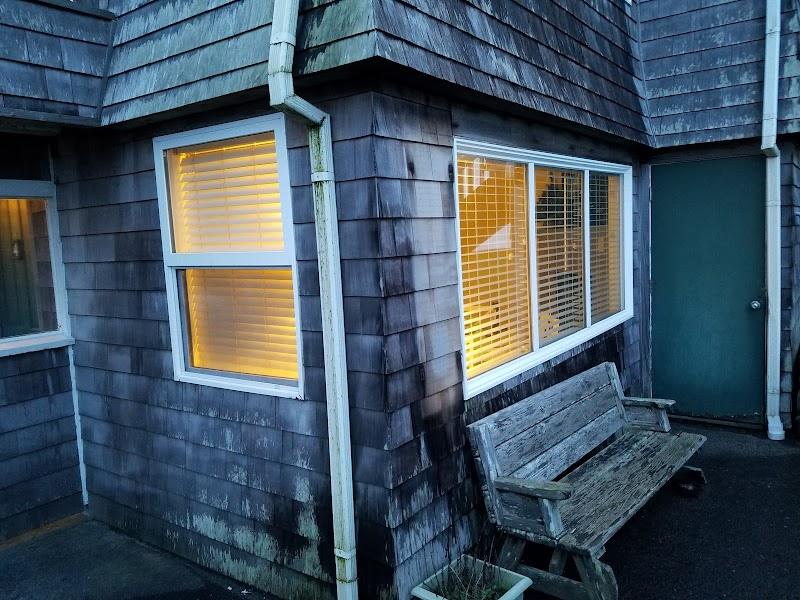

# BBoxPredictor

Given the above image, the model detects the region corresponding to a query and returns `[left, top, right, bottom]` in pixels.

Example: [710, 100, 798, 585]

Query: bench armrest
[494, 476, 572, 500]
[623, 397, 675, 410]
[622, 397, 674, 432]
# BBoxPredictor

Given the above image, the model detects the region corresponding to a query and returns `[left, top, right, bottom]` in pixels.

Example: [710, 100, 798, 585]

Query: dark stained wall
[53, 108, 339, 599]
[782, 142, 800, 429]
[354, 84, 647, 598]
[0, 348, 82, 541]
[640, 0, 800, 146]
[0, 0, 112, 126]
[51, 80, 647, 598]
[53, 86, 438, 599]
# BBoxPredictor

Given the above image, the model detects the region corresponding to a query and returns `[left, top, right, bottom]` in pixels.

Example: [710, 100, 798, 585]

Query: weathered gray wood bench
[467, 362, 706, 600]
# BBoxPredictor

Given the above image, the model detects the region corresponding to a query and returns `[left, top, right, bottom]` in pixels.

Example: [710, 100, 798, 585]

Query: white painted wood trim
[453, 139, 635, 399]
[583, 169, 592, 327]
[0, 179, 71, 354]
[528, 163, 541, 352]
[152, 114, 304, 399]
[67, 344, 89, 504]
[0, 179, 55, 197]
[0, 331, 74, 357]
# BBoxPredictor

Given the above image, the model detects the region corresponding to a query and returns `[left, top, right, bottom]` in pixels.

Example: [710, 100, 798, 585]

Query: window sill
[176, 369, 302, 399]
[0, 331, 75, 358]
[464, 309, 633, 399]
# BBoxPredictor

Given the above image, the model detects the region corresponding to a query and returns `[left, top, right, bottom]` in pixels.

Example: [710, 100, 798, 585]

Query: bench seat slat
[558, 429, 704, 554]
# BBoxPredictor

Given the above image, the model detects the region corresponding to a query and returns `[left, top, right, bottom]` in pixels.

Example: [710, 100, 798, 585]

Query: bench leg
[574, 556, 618, 600]
[549, 548, 568, 575]
[672, 465, 707, 496]
[496, 537, 526, 570]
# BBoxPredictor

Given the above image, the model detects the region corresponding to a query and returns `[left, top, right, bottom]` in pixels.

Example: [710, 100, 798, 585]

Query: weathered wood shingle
[0, 348, 83, 541]
[99, 0, 376, 125]
[640, 0, 800, 146]
[0, 0, 112, 125]
[370, 0, 652, 145]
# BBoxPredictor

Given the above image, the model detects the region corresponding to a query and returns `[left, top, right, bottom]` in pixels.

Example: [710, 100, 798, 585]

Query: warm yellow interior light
[458, 155, 532, 379]
[184, 268, 298, 381]
[167, 133, 284, 253]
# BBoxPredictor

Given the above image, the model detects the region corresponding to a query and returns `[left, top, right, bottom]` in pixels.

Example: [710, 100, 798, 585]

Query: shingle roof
[1, 0, 798, 148]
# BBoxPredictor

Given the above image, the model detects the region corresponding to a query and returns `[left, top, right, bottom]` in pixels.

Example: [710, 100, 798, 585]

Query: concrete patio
[1, 423, 798, 600]
[605, 423, 800, 599]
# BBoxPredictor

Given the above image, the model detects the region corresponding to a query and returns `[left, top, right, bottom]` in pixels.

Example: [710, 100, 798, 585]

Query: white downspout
[762, 0, 785, 440]
[268, 2, 359, 598]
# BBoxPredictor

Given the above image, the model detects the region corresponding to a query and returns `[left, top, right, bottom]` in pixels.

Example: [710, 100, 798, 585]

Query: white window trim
[153, 114, 303, 399]
[453, 138, 634, 398]
[0, 180, 73, 357]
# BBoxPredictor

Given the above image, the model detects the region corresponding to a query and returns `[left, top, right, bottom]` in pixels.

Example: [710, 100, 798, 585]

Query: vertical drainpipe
[762, 0, 785, 440]
[268, 1, 359, 598]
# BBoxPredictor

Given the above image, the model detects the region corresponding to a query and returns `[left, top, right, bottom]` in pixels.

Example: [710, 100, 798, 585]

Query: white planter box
[411, 555, 532, 600]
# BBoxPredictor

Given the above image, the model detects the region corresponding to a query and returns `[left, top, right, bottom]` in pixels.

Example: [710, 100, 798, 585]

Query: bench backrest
[468, 362, 626, 522]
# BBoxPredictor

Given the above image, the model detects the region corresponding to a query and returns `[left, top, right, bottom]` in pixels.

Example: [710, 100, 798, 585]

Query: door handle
[750, 300, 762, 310]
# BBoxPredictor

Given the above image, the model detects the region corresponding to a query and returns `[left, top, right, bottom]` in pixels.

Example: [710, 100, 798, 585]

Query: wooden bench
[467, 362, 706, 600]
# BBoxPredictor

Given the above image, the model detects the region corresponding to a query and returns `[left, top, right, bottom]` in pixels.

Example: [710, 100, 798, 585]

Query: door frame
[644, 143, 782, 436]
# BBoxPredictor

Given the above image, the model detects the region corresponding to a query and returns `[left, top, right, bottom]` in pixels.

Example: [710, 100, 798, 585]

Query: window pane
[590, 173, 622, 322]
[458, 155, 531, 379]
[166, 132, 284, 253]
[0, 199, 57, 338]
[535, 167, 585, 345]
[181, 268, 298, 382]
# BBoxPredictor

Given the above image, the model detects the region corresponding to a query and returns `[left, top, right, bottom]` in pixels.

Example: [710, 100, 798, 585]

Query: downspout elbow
[267, 38, 326, 126]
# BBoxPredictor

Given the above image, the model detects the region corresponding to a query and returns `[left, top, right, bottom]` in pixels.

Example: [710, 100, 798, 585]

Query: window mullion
[583, 169, 592, 328]
[528, 162, 540, 352]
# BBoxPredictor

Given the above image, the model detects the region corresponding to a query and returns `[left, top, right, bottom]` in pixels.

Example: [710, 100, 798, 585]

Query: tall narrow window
[455, 141, 632, 397]
[155, 116, 300, 396]
[0, 198, 57, 338]
[535, 168, 585, 345]
[590, 173, 622, 322]
[458, 155, 531, 378]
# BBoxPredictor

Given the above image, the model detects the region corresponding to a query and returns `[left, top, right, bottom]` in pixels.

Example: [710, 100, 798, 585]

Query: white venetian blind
[183, 268, 298, 381]
[458, 155, 532, 378]
[535, 167, 585, 345]
[590, 173, 622, 322]
[166, 132, 284, 253]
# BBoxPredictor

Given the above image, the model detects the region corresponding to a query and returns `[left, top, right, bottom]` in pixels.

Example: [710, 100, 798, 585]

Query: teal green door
[651, 157, 765, 421]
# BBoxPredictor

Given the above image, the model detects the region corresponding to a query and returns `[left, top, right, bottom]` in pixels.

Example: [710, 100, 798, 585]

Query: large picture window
[455, 141, 633, 397]
[0, 181, 71, 357]
[154, 115, 301, 397]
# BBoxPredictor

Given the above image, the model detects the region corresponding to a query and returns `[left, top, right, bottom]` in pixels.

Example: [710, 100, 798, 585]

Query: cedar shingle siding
[1, 0, 799, 598]
[0, 0, 111, 125]
[0, 349, 82, 541]
[639, 0, 800, 145]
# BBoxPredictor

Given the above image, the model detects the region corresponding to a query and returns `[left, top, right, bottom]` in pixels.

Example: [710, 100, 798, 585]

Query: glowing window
[455, 142, 632, 397]
[0, 199, 57, 338]
[154, 116, 300, 397]
[457, 155, 531, 379]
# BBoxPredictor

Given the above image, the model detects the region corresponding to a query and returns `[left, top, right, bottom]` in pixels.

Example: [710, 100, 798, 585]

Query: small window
[154, 116, 301, 397]
[455, 141, 633, 397]
[0, 189, 70, 357]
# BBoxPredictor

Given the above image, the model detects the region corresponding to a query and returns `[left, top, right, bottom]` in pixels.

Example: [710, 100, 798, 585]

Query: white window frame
[454, 138, 634, 398]
[0, 179, 73, 357]
[153, 114, 303, 398]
